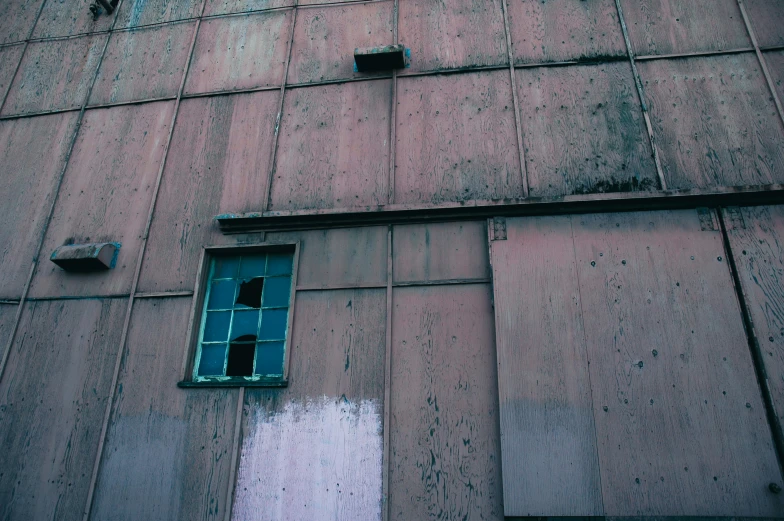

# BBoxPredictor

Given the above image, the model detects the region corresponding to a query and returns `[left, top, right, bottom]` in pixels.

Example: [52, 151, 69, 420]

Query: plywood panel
[639, 53, 784, 190]
[490, 215, 603, 516]
[766, 49, 784, 103]
[619, 0, 750, 55]
[392, 221, 489, 283]
[725, 205, 784, 446]
[270, 79, 391, 210]
[92, 298, 238, 521]
[298, 0, 372, 5]
[233, 289, 386, 520]
[287, 2, 393, 84]
[745, 0, 784, 48]
[117, 0, 204, 28]
[389, 284, 503, 521]
[394, 71, 521, 204]
[0, 44, 24, 103]
[32, 0, 115, 39]
[0, 303, 19, 368]
[398, 0, 507, 73]
[29, 102, 175, 298]
[138, 91, 278, 292]
[517, 62, 658, 197]
[2, 34, 107, 116]
[572, 210, 783, 516]
[204, 0, 293, 17]
[0, 112, 79, 299]
[507, 0, 625, 64]
[0, 0, 44, 44]
[268, 227, 388, 288]
[90, 22, 196, 106]
[184, 10, 293, 95]
[0, 299, 127, 521]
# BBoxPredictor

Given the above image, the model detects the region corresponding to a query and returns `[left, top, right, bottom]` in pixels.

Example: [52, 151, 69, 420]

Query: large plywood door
[490, 209, 783, 517]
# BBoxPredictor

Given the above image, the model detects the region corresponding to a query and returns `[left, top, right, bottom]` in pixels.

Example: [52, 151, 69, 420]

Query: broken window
[193, 251, 294, 384]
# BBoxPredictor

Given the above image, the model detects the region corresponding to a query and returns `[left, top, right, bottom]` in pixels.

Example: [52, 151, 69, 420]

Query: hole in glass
[235, 277, 264, 308]
[226, 334, 256, 377]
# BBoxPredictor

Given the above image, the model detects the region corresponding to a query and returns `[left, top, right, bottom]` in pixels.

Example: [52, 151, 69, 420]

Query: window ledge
[177, 379, 288, 388]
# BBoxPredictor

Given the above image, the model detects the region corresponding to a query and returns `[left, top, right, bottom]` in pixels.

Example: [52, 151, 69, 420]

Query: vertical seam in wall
[387, 0, 398, 204]
[614, 0, 668, 191]
[0, 0, 49, 113]
[82, 4, 207, 518]
[499, 0, 528, 198]
[382, 225, 393, 521]
[736, 0, 784, 129]
[0, 1, 120, 387]
[263, 3, 298, 213]
[224, 385, 246, 521]
[717, 208, 784, 478]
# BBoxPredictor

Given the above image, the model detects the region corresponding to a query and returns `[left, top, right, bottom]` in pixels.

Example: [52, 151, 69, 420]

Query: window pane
[198, 343, 227, 376]
[231, 309, 260, 340]
[203, 311, 231, 342]
[213, 257, 239, 279]
[259, 308, 288, 341]
[207, 280, 236, 310]
[235, 277, 263, 309]
[255, 341, 285, 376]
[266, 253, 293, 275]
[239, 254, 266, 278]
[262, 276, 291, 308]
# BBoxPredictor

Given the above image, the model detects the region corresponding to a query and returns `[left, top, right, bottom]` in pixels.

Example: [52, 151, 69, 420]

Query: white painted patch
[232, 396, 383, 521]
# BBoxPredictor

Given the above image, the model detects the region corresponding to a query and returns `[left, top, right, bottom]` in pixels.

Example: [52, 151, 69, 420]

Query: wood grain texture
[398, 0, 507, 74]
[270, 79, 391, 210]
[90, 23, 196, 106]
[0, 44, 25, 103]
[639, 53, 784, 190]
[287, 2, 394, 84]
[184, 10, 293, 95]
[138, 91, 278, 292]
[29, 102, 175, 298]
[573, 210, 783, 516]
[517, 62, 658, 197]
[92, 298, 238, 521]
[745, 0, 784, 48]
[619, 0, 751, 55]
[233, 289, 386, 520]
[1, 34, 107, 117]
[0, 303, 18, 368]
[394, 71, 521, 204]
[0, 299, 127, 521]
[392, 221, 489, 283]
[725, 205, 784, 446]
[0, 0, 44, 44]
[203, 0, 293, 17]
[507, 0, 625, 64]
[389, 284, 503, 521]
[0, 112, 79, 299]
[268, 227, 388, 288]
[298, 0, 375, 5]
[32, 0, 115, 39]
[766, 49, 784, 103]
[490, 215, 604, 516]
[116, 0, 205, 28]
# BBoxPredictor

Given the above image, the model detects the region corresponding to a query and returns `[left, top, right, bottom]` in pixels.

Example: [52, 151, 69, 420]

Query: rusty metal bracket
[491, 217, 507, 241]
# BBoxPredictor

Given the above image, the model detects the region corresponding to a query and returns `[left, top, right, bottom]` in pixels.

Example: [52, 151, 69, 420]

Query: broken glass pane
[231, 310, 260, 340]
[255, 341, 285, 376]
[207, 280, 236, 310]
[239, 254, 266, 278]
[203, 311, 231, 342]
[226, 339, 255, 377]
[262, 276, 291, 308]
[259, 308, 287, 341]
[235, 277, 263, 308]
[266, 253, 293, 276]
[198, 343, 227, 376]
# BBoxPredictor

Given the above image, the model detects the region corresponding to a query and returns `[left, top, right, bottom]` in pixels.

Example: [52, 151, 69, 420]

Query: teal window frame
[179, 242, 299, 388]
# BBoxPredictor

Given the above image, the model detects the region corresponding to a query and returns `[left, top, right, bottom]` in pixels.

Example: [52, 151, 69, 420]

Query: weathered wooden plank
[619, 0, 751, 56]
[29, 102, 175, 298]
[233, 289, 386, 520]
[1, 34, 107, 117]
[638, 53, 784, 190]
[0, 299, 127, 521]
[389, 284, 503, 521]
[270, 79, 391, 210]
[0, 303, 18, 368]
[394, 71, 521, 204]
[32, 0, 115, 39]
[392, 221, 489, 283]
[573, 209, 783, 516]
[116, 0, 204, 28]
[398, 0, 507, 73]
[90, 23, 196, 106]
[766, 49, 784, 103]
[507, 0, 625, 64]
[725, 205, 784, 448]
[0, 112, 79, 299]
[91, 297, 238, 521]
[0, 0, 44, 44]
[298, 0, 372, 6]
[0, 44, 24, 103]
[517, 62, 658, 197]
[203, 0, 293, 17]
[741, 0, 784, 49]
[490, 215, 604, 516]
[184, 10, 293, 95]
[268, 227, 388, 288]
[138, 92, 278, 292]
[287, 2, 394, 85]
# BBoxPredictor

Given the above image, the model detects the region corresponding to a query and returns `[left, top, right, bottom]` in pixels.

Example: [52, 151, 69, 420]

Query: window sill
[177, 379, 288, 388]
